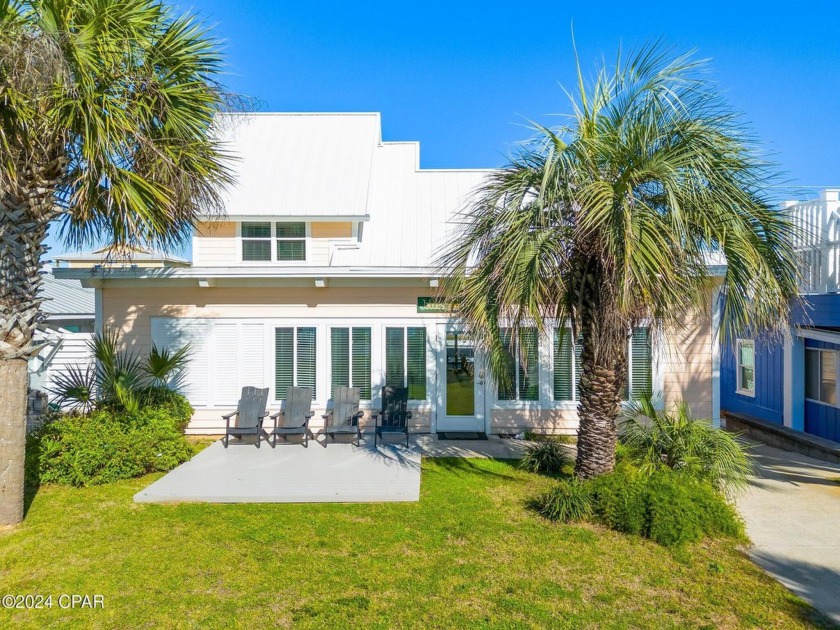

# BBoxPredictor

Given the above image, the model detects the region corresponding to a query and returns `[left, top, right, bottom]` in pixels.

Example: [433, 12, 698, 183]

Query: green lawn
[0, 458, 833, 629]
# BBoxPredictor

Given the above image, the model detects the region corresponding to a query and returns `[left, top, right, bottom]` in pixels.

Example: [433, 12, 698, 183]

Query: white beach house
[54, 113, 721, 435]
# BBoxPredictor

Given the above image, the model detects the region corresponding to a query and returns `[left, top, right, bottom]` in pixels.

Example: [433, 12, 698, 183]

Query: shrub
[519, 440, 572, 475]
[620, 397, 754, 496]
[26, 394, 194, 487]
[590, 468, 647, 536]
[532, 479, 592, 523]
[530, 466, 746, 547]
[50, 328, 191, 414]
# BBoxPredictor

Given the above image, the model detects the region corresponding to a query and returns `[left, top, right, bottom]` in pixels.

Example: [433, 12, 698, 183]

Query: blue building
[721, 189, 840, 443]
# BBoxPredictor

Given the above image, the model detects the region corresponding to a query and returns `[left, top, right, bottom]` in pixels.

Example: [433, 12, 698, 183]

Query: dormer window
[241, 222, 272, 261]
[276, 222, 306, 261]
[240, 221, 307, 262]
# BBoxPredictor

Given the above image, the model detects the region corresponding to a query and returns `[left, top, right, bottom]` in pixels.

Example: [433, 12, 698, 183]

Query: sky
[47, 0, 840, 257]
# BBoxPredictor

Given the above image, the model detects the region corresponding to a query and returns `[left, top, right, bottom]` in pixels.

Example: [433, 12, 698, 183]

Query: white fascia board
[794, 326, 840, 344]
[197, 214, 370, 222]
[55, 265, 435, 281]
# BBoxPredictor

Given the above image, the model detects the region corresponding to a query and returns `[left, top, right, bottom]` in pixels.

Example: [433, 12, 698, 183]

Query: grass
[0, 458, 833, 629]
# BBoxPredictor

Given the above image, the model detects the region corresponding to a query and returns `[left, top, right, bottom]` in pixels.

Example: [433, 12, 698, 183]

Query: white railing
[787, 190, 840, 294]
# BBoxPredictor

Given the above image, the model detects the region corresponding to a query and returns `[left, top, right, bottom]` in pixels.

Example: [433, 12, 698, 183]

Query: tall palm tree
[0, 0, 234, 524]
[439, 44, 798, 479]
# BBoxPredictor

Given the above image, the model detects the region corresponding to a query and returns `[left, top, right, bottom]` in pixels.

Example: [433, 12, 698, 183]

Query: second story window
[276, 222, 306, 261]
[240, 221, 307, 262]
[241, 222, 272, 261]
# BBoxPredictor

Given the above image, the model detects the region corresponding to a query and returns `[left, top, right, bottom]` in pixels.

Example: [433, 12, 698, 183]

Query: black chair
[373, 386, 411, 448]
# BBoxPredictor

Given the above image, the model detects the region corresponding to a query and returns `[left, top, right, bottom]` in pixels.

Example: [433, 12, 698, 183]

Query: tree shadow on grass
[23, 483, 39, 518]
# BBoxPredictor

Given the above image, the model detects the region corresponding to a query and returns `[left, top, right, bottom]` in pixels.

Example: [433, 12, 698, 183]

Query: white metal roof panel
[214, 113, 380, 218]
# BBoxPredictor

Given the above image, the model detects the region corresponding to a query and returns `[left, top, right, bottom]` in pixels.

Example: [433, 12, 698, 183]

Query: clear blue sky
[48, 0, 840, 257]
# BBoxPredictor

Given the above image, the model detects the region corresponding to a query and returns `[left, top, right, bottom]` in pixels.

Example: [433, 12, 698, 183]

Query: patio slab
[134, 436, 421, 504]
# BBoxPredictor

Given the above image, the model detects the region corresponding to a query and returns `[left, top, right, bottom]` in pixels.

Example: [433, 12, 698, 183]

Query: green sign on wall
[417, 297, 454, 313]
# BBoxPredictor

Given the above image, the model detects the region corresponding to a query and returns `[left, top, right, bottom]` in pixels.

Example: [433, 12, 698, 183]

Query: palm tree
[0, 0, 234, 524]
[439, 43, 798, 479]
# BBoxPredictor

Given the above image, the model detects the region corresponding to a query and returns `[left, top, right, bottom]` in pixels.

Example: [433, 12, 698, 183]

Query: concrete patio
[134, 433, 536, 504]
[134, 436, 421, 504]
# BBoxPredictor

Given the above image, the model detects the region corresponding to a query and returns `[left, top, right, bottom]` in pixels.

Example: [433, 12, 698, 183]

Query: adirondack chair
[268, 387, 314, 447]
[322, 386, 364, 445]
[222, 386, 270, 448]
[373, 386, 412, 448]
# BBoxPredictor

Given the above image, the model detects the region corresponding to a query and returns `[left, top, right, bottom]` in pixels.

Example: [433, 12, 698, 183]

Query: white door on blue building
[436, 324, 486, 432]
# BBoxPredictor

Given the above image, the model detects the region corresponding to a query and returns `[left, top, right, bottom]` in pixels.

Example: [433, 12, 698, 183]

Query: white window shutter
[240, 323, 265, 390]
[212, 323, 240, 405]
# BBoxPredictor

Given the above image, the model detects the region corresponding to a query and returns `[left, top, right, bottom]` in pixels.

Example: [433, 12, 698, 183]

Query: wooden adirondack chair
[222, 386, 270, 448]
[373, 386, 411, 448]
[268, 387, 314, 447]
[322, 386, 364, 446]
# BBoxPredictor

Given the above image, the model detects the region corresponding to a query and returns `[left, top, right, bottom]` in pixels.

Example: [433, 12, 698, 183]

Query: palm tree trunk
[574, 290, 628, 479]
[0, 358, 28, 524]
[0, 174, 56, 525]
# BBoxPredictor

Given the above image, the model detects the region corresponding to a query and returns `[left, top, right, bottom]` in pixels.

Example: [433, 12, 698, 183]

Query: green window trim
[274, 327, 316, 400]
[498, 328, 539, 401]
[330, 327, 371, 400]
[385, 327, 427, 400]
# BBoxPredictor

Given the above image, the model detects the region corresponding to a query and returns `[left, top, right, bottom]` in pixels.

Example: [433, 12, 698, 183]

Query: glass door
[436, 324, 485, 432]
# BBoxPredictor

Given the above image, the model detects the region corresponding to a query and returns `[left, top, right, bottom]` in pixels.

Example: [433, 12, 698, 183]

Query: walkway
[737, 443, 840, 624]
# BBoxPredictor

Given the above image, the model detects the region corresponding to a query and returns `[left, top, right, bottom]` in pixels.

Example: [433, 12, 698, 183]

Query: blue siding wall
[792, 294, 840, 327]
[803, 338, 840, 441]
[721, 335, 784, 424]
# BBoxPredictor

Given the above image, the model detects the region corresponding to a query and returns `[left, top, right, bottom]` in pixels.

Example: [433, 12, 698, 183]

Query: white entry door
[436, 324, 486, 432]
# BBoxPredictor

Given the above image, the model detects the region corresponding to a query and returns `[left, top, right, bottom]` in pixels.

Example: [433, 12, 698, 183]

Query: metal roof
[212, 113, 381, 219]
[39, 273, 95, 318]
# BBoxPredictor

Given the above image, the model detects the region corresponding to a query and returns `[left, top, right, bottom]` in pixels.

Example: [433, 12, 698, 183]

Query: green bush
[26, 393, 194, 487]
[519, 440, 572, 475]
[532, 479, 592, 523]
[531, 466, 745, 547]
[620, 397, 754, 496]
[590, 468, 647, 536]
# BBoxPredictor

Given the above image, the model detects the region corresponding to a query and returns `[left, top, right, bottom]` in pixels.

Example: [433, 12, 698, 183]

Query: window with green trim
[498, 328, 539, 401]
[276, 222, 306, 261]
[330, 327, 371, 399]
[385, 327, 427, 400]
[241, 221, 272, 261]
[274, 327, 316, 400]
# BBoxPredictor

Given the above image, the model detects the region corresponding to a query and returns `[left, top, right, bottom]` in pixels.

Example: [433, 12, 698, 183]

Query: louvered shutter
[351, 327, 371, 400]
[497, 328, 516, 400]
[554, 328, 574, 401]
[240, 323, 265, 389]
[165, 320, 209, 406]
[629, 327, 652, 400]
[275, 328, 293, 400]
[385, 327, 405, 388]
[212, 323, 240, 405]
[519, 328, 539, 400]
[331, 328, 350, 398]
[296, 327, 317, 399]
[406, 327, 427, 400]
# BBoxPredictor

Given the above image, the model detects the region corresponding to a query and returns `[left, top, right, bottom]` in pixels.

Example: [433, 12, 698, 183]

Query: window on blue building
[736, 340, 755, 397]
[806, 349, 837, 405]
